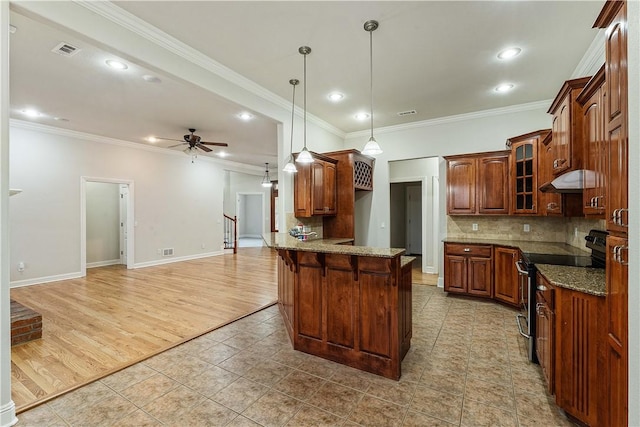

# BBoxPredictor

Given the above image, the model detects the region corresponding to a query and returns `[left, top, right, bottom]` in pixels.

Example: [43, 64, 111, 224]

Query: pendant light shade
[361, 20, 383, 156]
[261, 163, 273, 187]
[283, 79, 299, 173]
[296, 46, 314, 164]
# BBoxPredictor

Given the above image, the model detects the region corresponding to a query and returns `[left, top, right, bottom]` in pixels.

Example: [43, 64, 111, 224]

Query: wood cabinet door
[581, 70, 606, 218]
[312, 162, 326, 215]
[556, 288, 602, 426]
[551, 96, 571, 175]
[467, 257, 492, 297]
[294, 162, 312, 217]
[539, 136, 564, 216]
[493, 247, 519, 306]
[296, 252, 324, 340]
[444, 254, 467, 294]
[605, 234, 628, 427]
[478, 154, 510, 214]
[447, 159, 476, 214]
[510, 139, 537, 215]
[536, 293, 554, 394]
[323, 162, 337, 215]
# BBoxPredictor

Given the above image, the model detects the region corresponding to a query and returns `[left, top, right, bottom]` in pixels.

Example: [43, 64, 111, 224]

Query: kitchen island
[264, 233, 413, 380]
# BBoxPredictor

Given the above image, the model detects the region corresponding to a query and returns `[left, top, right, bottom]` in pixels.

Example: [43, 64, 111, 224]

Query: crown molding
[10, 119, 265, 173]
[74, 1, 345, 139]
[572, 29, 606, 78]
[345, 99, 552, 139]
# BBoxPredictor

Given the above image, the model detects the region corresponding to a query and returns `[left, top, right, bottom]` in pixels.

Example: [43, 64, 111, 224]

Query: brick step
[11, 299, 42, 346]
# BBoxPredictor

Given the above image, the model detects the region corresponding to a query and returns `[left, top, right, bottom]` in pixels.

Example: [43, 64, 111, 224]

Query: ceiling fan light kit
[295, 46, 314, 164]
[261, 163, 273, 187]
[283, 78, 299, 173]
[361, 19, 383, 156]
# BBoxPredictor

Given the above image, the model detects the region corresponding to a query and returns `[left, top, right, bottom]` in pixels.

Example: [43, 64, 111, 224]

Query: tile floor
[15, 286, 574, 426]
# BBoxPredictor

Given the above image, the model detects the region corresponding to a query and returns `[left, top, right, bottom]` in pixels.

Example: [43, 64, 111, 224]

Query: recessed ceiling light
[54, 117, 70, 122]
[328, 92, 344, 102]
[22, 109, 42, 118]
[106, 59, 128, 70]
[495, 83, 515, 93]
[142, 75, 161, 83]
[355, 112, 370, 120]
[217, 151, 228, 158]
[238, 112, 253, 120]
[497, 47, 522, 60]
[146, 136, 158, 143]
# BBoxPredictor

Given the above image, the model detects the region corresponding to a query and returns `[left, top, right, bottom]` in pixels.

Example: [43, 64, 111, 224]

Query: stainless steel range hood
[539, 169, 596, 193]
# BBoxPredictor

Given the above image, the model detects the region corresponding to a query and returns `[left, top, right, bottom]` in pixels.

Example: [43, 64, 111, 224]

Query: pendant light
[362, 20, 383, 156]
[261, 162, 273, 187]
[295, 46, 314, 164]
[283, 78, 299, 173]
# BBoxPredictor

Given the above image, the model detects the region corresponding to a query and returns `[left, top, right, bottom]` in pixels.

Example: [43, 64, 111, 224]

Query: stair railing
[223, 214, 238, 254]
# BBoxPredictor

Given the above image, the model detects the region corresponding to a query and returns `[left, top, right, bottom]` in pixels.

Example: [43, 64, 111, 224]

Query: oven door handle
[515, 260, 529, 275]
[515, 313, 529, 338]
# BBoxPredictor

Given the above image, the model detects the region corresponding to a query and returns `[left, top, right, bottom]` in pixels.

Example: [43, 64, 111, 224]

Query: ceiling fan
[158, 128, 228, 153]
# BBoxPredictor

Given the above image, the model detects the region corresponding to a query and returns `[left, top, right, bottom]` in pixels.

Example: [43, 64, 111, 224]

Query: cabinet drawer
[445, 244, 492, 258]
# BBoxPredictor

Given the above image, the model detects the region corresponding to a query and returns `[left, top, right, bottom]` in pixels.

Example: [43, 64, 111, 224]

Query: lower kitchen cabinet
[444, 243, 492, 297]
[554, 285, 604, 426]
[493, 246, 521, 306]
[535, 273, 555, 394]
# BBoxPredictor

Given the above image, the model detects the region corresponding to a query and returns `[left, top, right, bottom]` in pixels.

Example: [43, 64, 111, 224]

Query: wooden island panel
[276, 247, 411, 380]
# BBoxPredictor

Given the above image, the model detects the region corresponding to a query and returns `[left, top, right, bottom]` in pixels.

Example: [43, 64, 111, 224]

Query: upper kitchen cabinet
[322, 149, 375, 239]
[595, 1, 628, 235]
[577, 65, 607, 218]
[506, 130, 548, 215]
[294, 152, 338, 217]
[547, 77, 591, 176]
[444, 150, 510, 215]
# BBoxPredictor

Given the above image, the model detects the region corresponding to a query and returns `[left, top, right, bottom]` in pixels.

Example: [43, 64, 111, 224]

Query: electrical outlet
[381, 222, 386, 229]
[524, 224, 530, 232]
[201, 243, 206, 249]
[574, 227, 579, 237]
[472, 223, 478, 231]
[17, 261, 25, 272]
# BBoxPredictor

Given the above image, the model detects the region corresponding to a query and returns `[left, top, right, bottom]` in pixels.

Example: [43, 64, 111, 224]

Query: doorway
[390, 181, 422, 255]
[81, 177, 134, 275]
[236, 192, 266, 247]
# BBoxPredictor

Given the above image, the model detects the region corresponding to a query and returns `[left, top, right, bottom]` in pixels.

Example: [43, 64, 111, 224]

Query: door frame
[235, 192, 266, 239]
[389, 175, 439, 274]
[80, 176, 134, 276]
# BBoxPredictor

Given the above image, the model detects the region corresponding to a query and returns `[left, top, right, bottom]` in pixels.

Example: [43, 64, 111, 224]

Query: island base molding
[277, 248, 412, 380]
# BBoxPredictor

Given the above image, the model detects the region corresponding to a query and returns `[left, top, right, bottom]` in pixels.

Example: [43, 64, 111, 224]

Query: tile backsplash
[447, 216, 605, 250]
[286, 214, 323, 238]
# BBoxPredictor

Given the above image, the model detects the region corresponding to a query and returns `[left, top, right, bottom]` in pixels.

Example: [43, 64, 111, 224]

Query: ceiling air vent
[52, 42, 80, 57]
[397, 110, 417, 117]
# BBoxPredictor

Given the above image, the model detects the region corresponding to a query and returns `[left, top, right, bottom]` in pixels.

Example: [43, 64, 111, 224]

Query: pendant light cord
[303, 53, 307, 150]
[369, 28, 374, 140]
[289, 81, 297, 157]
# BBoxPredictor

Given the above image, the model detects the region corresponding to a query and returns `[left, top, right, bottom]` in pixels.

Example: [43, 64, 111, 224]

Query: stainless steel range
[515, 229, 607, 363]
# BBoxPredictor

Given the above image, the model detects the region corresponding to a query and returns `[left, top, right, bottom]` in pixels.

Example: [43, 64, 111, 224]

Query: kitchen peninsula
[264, 233, 413, 380]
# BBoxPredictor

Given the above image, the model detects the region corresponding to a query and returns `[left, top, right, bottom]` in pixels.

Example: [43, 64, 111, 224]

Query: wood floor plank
[10, 247, 278, 411]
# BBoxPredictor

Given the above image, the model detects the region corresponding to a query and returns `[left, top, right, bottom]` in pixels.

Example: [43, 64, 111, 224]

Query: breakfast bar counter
[264, 233, 412, 380]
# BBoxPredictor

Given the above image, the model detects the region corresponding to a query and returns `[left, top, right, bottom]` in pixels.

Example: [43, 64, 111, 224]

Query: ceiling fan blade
[200, 141, 229, 147]
[168, 143, 186, 148]
[196, 144, 213, 152]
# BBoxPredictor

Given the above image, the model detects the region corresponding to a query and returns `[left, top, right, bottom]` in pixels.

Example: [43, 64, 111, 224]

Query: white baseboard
[437, 276, 444, 288]
[133, 251, 224, 269]
[238, 234, 262, 239]
[10, 271, 84, 289]
[87, 259, 121, 268]
[0, 400, 17, 427]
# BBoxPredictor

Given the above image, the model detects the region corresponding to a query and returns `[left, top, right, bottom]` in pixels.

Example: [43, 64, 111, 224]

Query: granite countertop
[443, 237, 590, 257]
[535, 264, 606, 297]
[401, 256, 416, 268]
[263, 233, 406, 258]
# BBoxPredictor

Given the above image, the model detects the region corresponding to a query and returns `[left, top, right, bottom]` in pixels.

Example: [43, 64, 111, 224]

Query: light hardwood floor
[10, 247, 278, 412]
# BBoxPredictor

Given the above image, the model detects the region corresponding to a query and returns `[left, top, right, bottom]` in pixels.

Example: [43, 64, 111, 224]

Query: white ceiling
[8, 1, 605, 168]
